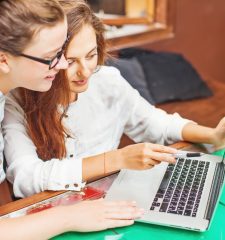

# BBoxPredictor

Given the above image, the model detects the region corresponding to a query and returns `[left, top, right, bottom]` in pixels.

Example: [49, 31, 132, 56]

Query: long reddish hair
[18, 0, 106, 160]
[17, 71, 71, 160]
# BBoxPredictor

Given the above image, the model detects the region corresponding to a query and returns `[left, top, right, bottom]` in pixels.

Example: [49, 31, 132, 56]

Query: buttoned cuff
[44, 157, 85, 191]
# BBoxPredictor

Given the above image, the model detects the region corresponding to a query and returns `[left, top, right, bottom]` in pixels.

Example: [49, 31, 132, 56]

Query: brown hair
[0, 0, 65, 55]
[18, 0, 106, 160]
[60, 0, 106, 65]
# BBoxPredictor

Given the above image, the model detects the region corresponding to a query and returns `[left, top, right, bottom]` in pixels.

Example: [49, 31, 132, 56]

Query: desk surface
[0, 143, 224, 240]
[53, 204, 225, 240]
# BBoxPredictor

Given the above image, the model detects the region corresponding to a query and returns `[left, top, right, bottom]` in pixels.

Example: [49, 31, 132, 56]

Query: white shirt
[3, 66, 191, 198]
[0, 92, 5, 184]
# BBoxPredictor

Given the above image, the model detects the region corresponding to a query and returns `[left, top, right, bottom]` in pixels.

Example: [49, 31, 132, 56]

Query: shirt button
[74, 183, 79, 188]
[70, 154, 74, 158]
[64, 114, 68, 118]
[65, 184, 70, 189]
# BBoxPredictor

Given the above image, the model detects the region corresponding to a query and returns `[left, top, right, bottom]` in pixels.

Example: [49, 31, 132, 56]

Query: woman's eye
[87, 54, 97, 60]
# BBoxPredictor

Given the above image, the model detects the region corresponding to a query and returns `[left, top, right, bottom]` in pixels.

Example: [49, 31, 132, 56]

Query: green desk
[52, 149, 225, 240]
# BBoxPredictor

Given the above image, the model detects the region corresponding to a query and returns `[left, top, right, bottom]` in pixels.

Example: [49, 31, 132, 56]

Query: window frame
[102, 0, 176, 51]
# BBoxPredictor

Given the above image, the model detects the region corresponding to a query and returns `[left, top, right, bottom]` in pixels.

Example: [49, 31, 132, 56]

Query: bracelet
[103, 152, 106, 175]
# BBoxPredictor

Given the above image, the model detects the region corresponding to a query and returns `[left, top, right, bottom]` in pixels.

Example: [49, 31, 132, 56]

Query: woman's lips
[44, 75, 56, 81]
[73, 79, 88, 86]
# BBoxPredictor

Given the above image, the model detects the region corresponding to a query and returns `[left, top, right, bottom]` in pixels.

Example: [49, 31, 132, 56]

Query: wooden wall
[145, 0, 225, 84]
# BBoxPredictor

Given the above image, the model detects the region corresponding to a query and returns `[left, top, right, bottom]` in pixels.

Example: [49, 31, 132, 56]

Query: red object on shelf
[27, 187, 105, 215]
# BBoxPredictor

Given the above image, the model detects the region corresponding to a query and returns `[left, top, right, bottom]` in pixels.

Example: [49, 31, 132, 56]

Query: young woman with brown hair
[3, 0, 225, 200]
[0, 1, 143, 239]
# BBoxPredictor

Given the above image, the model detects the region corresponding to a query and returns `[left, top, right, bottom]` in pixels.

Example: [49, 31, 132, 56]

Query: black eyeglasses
[18, 36, 70, 70]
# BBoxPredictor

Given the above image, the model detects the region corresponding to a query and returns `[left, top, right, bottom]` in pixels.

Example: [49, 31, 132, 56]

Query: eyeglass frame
[18, 35, 70, 70]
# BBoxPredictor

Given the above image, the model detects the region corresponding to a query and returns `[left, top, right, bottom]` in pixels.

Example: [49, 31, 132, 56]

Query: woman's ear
[0, 52, 10, 74]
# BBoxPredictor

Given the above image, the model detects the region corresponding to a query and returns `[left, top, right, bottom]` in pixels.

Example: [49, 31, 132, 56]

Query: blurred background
[87, 0, 225, 129]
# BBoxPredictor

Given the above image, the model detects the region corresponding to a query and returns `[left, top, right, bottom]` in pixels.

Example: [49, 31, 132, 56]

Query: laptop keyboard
[150, 158, 210, 217]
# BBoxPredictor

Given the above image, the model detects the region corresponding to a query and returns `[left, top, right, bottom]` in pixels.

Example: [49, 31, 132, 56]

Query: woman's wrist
[48, 206, 72, 233]
[182, 123, 216, 144]
[104, 149, 124, 174]
[210, 127, 224, 148]
[208, 128, 217, 144]
[57, 205, 82, 232]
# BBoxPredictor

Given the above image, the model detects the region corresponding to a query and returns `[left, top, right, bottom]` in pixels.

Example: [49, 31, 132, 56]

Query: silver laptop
[105, 150, 225, 231]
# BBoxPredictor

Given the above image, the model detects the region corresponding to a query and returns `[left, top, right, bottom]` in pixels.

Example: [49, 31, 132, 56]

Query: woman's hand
[65, 199, 144, 232]
[212, 116, 225, 150]
[117, 143, 177, 170]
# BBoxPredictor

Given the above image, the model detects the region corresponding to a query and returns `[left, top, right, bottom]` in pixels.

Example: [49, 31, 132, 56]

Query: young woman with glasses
[0, 1, 143, 239]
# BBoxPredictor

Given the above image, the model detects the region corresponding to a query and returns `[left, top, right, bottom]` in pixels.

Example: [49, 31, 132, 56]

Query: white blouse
[0, 92, 5, 184]
[3, 66, 191, 198]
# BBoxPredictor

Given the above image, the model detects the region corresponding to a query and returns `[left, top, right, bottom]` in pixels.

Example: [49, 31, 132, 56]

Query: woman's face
[3, 19, 68, 93]
[65, 24, 98, 100]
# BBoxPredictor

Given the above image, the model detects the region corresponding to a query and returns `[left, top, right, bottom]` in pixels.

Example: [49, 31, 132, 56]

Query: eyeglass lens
[49, 51, 63, 69]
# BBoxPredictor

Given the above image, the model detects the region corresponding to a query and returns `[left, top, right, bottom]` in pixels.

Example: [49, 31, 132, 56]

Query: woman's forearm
[82, 143, 178, 182]
[182, 122, 215, 144]
[0, 206, 69, 240]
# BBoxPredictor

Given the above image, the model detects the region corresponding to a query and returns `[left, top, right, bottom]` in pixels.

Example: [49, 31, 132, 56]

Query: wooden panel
[101, 0, 125, 15]
[0, 180, 13, 206]
[145, 0, 225, 84]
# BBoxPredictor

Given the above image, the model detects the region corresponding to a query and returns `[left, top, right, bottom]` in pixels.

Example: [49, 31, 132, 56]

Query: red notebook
[27, 186, 105, 215]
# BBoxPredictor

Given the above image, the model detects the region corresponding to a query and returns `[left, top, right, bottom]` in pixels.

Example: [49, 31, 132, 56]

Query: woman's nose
[77, 62, 91, 78]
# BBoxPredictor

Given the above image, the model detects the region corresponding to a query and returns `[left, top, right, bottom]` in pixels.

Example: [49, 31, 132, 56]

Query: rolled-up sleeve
[3, 94, 84, 198]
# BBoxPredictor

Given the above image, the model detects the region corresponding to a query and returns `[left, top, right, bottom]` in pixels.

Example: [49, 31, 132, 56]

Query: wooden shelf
[106, 23, 174, 51]
[103, 0, 176, 51]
